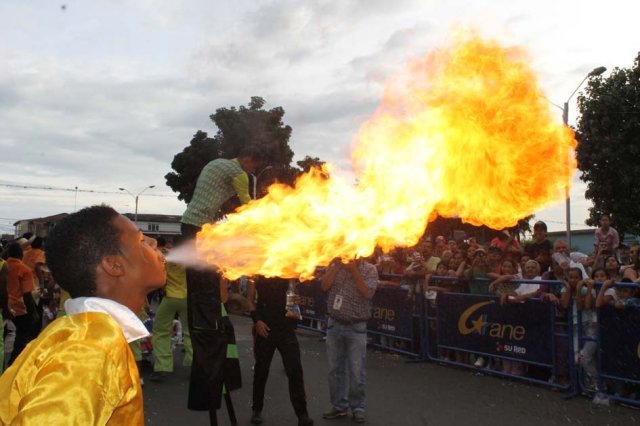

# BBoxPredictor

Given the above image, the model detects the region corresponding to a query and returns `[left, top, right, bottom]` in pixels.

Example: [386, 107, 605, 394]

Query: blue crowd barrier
[293, 274, 640, 406]
[419, 276, 575, 391]
[571, 281, 640, 406]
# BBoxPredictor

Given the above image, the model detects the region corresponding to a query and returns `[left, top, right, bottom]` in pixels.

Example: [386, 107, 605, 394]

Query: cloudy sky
[1, 0, 638, 236]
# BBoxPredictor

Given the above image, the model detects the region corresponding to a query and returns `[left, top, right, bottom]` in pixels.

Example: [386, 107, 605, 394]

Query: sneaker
[592, 392, 610, 406]
[250, 410, 263, 425]
[353, 411, 366, 423]
[322, 407, 347, 419]
[474, 357, 486, 368]
[298, 414, 314, 426]
[149, 371, 170, 382]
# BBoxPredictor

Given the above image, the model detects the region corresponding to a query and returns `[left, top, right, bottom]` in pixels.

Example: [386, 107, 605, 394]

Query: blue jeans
[326, 317, 367, 412]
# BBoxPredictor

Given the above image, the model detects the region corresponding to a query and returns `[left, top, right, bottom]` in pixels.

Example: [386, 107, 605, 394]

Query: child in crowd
[448, 251, 467, 279]
[465, 248, 491, 294]
[424, 262, 463, 362]
[560, 268, 598, 388]
[405, 251, 426, 301]
[499, 260, 542, 376]
[597, 277, 640, 308]
[488, 258, 521, 296]
[604, 256, 622, 282]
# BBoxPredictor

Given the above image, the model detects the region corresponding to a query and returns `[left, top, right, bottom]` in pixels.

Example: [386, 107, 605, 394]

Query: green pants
[129, 340, 142, 362]
[152, 296, 192, 372]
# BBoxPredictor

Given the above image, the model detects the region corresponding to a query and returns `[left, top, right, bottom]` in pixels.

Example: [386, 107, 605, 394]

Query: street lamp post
[118, 185, 155, 224]
[251, 166, 273, 200]
[559, 66, 606, 250]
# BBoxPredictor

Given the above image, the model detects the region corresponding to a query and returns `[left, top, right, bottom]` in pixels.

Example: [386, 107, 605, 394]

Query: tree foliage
[576, 53, 640, 236]
[296, 155, 326, 173]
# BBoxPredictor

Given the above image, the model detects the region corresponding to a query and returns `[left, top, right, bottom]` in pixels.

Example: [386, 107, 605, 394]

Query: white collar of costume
[64, 297, 150, 343]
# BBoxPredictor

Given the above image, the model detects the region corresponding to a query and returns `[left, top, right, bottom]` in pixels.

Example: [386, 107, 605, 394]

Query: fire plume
[196, 34, 577, 280]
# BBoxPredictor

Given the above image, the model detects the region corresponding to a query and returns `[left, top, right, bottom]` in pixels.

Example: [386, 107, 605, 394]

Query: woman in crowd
[604, 256, 622, 282]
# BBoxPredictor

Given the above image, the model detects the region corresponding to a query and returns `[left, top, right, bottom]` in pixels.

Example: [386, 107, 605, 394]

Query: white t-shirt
[514, 276, 541, 296]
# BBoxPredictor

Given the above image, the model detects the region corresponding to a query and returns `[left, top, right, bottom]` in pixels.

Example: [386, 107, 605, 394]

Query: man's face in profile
[114, 215, 167, 291]
[240, 157, 263, 175]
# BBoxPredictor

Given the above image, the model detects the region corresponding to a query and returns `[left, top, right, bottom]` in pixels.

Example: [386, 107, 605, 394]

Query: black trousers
[252, 325, 308, 417]
[182, 223, 242, 411]
[9, 314, 33, 365]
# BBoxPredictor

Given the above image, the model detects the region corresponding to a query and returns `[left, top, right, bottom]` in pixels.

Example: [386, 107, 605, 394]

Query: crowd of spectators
[364, 217, 640, 396]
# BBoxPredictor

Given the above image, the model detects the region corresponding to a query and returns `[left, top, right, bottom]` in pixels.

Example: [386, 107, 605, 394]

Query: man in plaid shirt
[320, 258, 378, 423]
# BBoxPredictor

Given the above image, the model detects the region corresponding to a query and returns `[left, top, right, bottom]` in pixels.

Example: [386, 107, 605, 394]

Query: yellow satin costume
[0, 312, 143, 425]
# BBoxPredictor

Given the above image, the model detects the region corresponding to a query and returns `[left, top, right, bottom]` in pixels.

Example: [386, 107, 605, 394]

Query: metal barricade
[296, 277, 422, 357]
[366, 282, 422, 358]
[296, 279, 327, 334]
[421, 276, 575, 392]
[590, 281, 640, 406]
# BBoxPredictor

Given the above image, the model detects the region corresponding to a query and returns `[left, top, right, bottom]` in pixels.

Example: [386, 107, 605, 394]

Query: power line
[0, 182, 177, 198]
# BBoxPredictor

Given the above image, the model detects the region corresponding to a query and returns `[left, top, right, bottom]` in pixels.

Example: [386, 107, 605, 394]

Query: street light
[118, 185, 155, 224]
[251, 166, 273, 200]
[559, 66, 606, 249]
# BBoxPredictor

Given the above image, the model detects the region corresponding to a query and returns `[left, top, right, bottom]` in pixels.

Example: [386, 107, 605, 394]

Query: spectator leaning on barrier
[488, 258, 521, 297]
[563, 269, 607, 389]
[597, 277, 640, 309]
[321, 258, 378, 424]
[604, 256, 622, 282]
[465, 247, 491, 294]
[447, 251, 467, 279]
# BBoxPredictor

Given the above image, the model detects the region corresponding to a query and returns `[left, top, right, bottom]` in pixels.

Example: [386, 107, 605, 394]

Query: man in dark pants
[247, 277, 313, 426]
[180, 146, 265, 417]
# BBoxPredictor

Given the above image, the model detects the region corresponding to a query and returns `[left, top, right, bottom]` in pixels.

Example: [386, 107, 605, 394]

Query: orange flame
[197, 34, 577, 280]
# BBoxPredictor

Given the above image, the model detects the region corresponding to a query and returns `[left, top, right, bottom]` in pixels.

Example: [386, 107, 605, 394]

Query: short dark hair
[533, 221, 547, 231]
[156, 236, 167, 247]
[45, 205, 121, 298]
[31, 236, 44, 249]
[7, 242, 23, 259]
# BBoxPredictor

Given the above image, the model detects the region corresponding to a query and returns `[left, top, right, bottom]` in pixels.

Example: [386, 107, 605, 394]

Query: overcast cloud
[1, 0, 638, 235]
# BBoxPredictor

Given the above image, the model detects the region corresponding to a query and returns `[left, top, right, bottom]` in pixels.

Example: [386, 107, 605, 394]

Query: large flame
[196, 33, 576, 280]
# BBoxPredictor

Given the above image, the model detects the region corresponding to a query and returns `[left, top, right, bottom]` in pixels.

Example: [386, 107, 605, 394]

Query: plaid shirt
[327, 261, 378, 323]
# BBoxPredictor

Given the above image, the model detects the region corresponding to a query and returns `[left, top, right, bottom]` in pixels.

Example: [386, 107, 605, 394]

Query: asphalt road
[142, 315, 637, 426]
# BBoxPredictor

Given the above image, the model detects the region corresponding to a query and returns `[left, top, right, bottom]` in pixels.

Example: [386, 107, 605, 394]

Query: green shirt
[181, 158, 251, 227]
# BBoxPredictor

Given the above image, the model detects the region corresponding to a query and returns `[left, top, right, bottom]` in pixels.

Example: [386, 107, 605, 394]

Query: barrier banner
[297, 280, 327, 321]
[367, 286, 413, 338]
[599, 305, 640, 380]
[437, 293, 552, 364]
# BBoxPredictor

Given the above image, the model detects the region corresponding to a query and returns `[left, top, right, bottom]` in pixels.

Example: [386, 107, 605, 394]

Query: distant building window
[147, 224, 159, 232]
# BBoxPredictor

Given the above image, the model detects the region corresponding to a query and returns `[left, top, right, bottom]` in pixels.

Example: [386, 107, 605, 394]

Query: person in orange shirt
[5, 243, 39, 365]
[0, 257, 10, 371]
[22, 237, 46, 288]
[0, 205, 166, 425]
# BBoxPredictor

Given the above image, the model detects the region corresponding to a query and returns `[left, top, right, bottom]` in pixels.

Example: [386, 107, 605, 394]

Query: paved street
[143, 315, 637, 426]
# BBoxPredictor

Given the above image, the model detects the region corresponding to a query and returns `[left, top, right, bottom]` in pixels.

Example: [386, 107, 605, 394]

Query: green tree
[296, 155, 326, 173]
[576, 53, 640, 236]
[165, 97, 295, 204]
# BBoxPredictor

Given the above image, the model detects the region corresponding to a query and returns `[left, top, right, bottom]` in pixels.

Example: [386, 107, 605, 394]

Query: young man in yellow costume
[0, 205, 167, 425]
